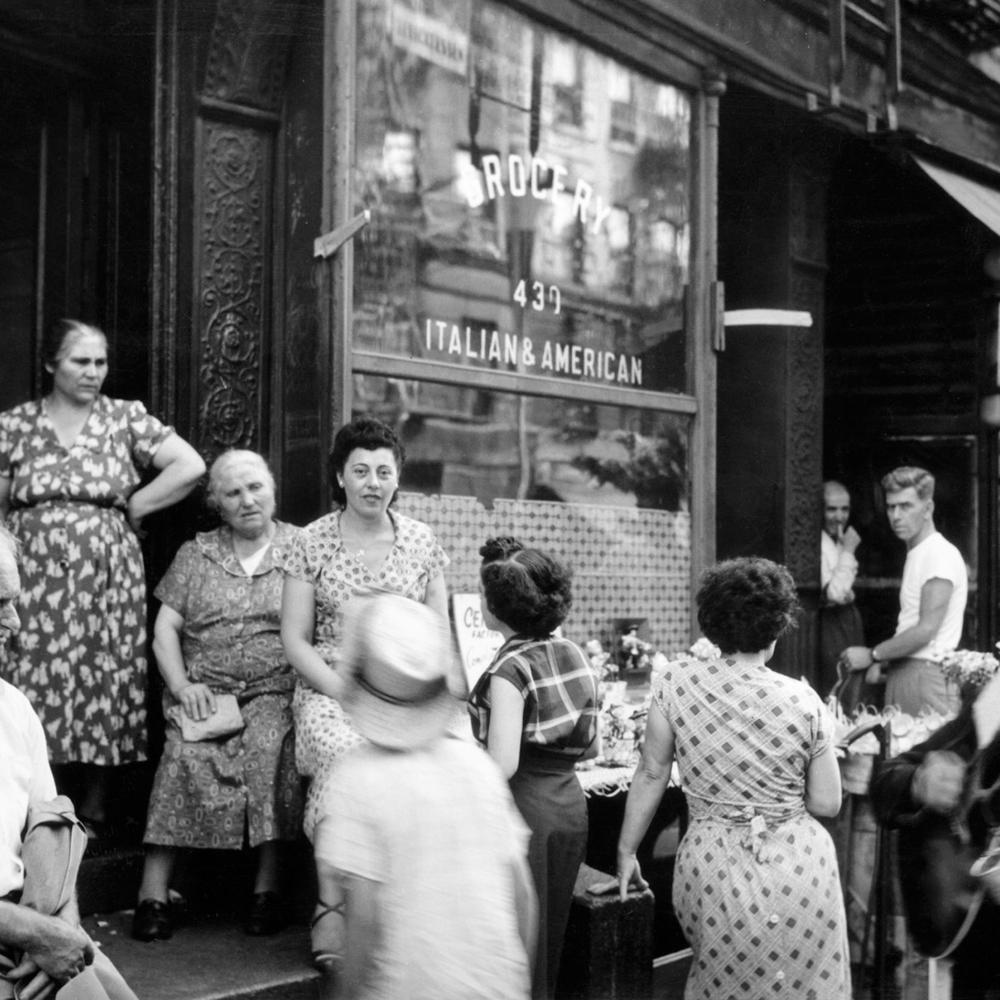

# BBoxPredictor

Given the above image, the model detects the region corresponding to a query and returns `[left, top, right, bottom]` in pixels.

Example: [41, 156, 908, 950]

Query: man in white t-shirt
[0, 524, 97, 994]
[843, 466, 967, 715]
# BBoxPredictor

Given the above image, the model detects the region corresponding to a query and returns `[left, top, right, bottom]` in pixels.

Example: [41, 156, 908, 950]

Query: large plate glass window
[352, 0, 692, 395]
[346, 0, 695, 662]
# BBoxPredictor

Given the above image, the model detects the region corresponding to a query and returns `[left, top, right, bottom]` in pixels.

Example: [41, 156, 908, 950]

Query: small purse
[167, 693, 245, 741]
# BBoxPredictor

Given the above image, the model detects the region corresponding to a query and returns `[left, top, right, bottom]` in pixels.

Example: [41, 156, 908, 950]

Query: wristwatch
[869, 647, 881, 664]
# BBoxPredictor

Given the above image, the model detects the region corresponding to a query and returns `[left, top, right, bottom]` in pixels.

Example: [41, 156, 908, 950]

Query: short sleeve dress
[142, 522, 304, 849]
[469, 635, 599, 1000]
[0, 395, 173, 765]
[657, 654, 851, 1000]
[283, 508, 449, 838]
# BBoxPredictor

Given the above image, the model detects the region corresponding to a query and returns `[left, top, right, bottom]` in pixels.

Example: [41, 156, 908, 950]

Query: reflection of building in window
[470, 3, 532, 110]
[634, 217, 689, 308]
[534, 188, 580, 282]
[584, 204, 633, 297]
[548, 35, 583, 129]
[382, 129, 420, 194]
[609, 64, 636, 145]
[353, 0, 693, 396]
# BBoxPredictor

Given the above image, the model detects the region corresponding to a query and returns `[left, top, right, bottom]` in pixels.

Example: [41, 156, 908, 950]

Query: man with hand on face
[0, 524, 135, 1000]
[819, 480, 864, 696]
[842, 466, 967, 716]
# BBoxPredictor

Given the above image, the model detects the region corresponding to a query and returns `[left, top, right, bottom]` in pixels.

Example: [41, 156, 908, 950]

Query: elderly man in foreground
[0, 523, 134, 1000]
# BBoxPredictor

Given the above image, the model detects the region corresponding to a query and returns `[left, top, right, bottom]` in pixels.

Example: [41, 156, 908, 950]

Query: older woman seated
[131, 450, 304, 942]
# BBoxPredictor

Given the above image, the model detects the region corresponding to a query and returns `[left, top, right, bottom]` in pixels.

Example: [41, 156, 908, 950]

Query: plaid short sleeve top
[469, 635, 599, 759]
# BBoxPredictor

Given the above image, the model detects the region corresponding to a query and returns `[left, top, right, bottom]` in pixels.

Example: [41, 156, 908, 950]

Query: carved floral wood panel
[196, 122, 267, 454]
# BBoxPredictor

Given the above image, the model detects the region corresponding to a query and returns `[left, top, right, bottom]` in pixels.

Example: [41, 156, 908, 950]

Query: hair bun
[479, 536, 524, 562]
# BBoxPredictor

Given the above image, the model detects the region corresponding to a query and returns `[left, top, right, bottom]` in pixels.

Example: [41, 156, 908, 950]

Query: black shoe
[132, 898, 172, 942]
[245, 891, 287, 936]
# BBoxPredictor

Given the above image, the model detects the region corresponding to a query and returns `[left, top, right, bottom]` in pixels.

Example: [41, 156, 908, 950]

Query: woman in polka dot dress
[281, 415, 449, 969]
[615, 557, 851, 999]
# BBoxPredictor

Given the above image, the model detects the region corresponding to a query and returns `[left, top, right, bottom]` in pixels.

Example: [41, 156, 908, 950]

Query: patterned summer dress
[0, 396, 173, 765]
[657, 655, 851, 1000]
[283, 508, 448, 838]
[143, 523, 304, 849]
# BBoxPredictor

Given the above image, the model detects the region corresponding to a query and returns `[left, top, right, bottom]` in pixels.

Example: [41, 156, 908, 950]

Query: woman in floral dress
[0, 319, 204, 834]
[281, 415, 449, 969]
[616, 557, 850, 1000]
[131, 451, 303, 943]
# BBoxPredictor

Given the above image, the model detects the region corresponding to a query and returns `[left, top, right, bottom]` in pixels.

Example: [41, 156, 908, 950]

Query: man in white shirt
[819, 480, 864, 695]
[0, 524, 96, 995]
[843, 466, 967, 715]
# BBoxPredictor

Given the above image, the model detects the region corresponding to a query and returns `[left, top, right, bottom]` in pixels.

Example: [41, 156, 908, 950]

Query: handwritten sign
[452, 593, 504, 692]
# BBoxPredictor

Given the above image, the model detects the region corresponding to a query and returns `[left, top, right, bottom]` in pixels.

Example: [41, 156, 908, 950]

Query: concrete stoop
[83, 910, 321, 1000]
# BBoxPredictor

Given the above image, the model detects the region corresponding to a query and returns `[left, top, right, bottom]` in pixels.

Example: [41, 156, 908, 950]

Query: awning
[914, 155, 1000, 239]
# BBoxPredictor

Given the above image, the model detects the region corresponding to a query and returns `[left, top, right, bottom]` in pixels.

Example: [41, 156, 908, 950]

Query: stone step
[78, 841, 317, 922]
[83, 910, 321, 1000]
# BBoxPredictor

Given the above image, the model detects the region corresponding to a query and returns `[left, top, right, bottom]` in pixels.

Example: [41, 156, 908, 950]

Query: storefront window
[353, 374, 689, 509]
[351, 0, 692, 394]
[353, 374, 692, 656]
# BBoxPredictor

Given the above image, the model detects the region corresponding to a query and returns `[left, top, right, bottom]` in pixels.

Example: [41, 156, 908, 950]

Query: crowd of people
[1, 316, 995, 999]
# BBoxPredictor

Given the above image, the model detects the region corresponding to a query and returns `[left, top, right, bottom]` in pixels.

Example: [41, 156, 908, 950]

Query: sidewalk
[83, 911, 320, 1000]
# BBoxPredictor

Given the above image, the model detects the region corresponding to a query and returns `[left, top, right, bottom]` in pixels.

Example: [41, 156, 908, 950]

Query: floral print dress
[144, 523, 304, 849]
[283, 508, 448, 838]
[0, 396, 173, 765]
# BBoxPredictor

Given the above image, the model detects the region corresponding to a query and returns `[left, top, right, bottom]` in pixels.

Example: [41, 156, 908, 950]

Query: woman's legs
[253, 840, 281, 895]
[78, 763, 111, 825]
[137, 845, 176, 903]
[312, 857, 346, 966]
[245, 840, 288, 936]
[132, 845, 177, 942]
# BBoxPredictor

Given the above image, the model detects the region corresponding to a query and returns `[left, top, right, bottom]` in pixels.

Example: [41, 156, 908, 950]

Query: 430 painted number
[513, 279, 561, 315]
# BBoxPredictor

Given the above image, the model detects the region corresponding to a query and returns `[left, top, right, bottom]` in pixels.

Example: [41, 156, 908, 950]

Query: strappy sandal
[310, 899, 345, 971]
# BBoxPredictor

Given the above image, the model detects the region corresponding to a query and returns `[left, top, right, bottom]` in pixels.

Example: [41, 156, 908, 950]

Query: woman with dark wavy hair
[615, 557, 850, 999]
[281, 415, 449, 970]
[469, 537, 598, 1000]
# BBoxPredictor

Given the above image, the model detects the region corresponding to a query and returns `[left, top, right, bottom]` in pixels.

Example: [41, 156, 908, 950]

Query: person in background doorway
[131, 451, 303, 943]
[819, 480, 865, 697]
[615, 557, 850, 999]
[469, 536, 598, 1000]
[842, 466, 967, 716]
[314, 592, 534, 1000]
[0, 319, 205, 839]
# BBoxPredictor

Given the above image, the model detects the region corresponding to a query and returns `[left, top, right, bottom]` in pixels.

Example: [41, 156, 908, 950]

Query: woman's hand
[616, 849, 649, 902]
[173, 682, 216, 722]
[125, 495, 147, 536]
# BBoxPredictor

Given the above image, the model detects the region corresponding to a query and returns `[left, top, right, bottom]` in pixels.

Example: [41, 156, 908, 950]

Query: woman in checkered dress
[469, 537, 599, 1000]
[615, 557, 850, 999]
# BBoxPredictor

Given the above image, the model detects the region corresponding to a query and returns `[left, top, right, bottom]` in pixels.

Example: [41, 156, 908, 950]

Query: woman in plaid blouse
[469, 537, 599, 1000]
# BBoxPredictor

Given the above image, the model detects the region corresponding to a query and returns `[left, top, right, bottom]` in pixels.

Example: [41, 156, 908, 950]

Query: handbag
[166, 692, 244, 741]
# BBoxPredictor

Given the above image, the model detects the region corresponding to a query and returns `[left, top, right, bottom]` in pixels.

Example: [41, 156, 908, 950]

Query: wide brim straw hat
[341, 591, 455, 750]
